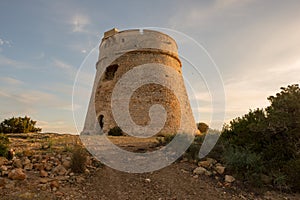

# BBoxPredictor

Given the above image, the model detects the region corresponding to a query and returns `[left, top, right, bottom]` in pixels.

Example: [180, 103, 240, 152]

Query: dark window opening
[104, 64, 119, 81]
[98, 115, 104, 129]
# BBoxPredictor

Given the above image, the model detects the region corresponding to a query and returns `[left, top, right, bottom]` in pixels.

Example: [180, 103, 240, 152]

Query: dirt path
[79, 162, 238, 200]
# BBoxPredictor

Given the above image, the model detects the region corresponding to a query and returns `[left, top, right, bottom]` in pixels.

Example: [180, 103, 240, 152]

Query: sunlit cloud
[71, 14, 90, 33]
[1, 77, 23, 85]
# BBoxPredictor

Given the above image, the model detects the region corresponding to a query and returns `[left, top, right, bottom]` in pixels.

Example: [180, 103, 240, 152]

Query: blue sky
[0, 0, 299, 133]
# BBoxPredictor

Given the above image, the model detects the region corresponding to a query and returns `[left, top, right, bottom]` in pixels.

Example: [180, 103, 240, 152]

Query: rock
[8, 168, 27, 180]
[50, 180, 59, 190]
[204, 170, 212, 176]
[206, 158, 217, 165]
[198, 160, 212, 169]
[44, 163, 53, 171]
[62, 160, 71, 169]
[180, 158, 188, 162]
[76, 176, 85, 183]
[0, 177, 6, 187]
[145, 178, 151, 183]
[225, 175, 235, 183]
[22, 157, 31, 166]
[0, 157, 8, 166]
[52, 165, 67, 176]
[215, 166, 225, 175]
[33, 163, 44, 171]
[40, 169, 48, 177]
[193, 167, 207, 175]
[0, 165, 8, 171]
[24, 163, 33, 170]
[38, 183, 48, 191]
[39, 177, 50, 184]
[13, 159, 23, 168]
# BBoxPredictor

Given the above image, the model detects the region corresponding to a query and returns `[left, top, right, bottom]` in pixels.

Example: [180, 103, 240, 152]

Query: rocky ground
[0, 133, 299, 200]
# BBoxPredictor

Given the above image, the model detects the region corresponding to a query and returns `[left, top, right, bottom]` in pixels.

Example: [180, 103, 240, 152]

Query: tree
[0, 116, 42, 133]
[197, 122, 209, 134]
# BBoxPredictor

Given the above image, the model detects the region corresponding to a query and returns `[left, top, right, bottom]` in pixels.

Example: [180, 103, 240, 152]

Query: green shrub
[0, 116, 42, 133]
[0, 134, 9, 157]
[220, 84, 300, 190]
[283, 158, 300, 191]
[108, 126, 123, 136]
[71, 146, 87, 173]
[223, 146, 264, 185]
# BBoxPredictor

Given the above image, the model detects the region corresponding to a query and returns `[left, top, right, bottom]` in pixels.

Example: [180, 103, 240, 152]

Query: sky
[0, 0, 299, 134]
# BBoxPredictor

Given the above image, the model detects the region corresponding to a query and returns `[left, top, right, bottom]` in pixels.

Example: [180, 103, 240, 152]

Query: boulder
[8, 168, 26, 180]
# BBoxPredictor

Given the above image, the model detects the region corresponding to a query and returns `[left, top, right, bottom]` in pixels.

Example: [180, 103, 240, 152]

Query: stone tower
[84, 28, 198, 136]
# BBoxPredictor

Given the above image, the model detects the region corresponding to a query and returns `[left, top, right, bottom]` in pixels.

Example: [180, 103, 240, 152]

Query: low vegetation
[0, 134, 9, 157]
[70, 145, 88, 173]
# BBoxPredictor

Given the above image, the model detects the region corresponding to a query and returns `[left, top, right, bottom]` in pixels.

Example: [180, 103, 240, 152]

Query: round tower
[94, 28, 197, 136]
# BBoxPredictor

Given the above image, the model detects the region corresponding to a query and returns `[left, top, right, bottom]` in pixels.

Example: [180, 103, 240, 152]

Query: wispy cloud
[71, 14, 91, 33]
[53, 58, 74, 70]
[1, 76, 23, 85]
[0, 54, 33, 69]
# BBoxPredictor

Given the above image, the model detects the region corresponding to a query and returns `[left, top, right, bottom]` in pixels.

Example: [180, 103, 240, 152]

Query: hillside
[0, 133, 299, 200]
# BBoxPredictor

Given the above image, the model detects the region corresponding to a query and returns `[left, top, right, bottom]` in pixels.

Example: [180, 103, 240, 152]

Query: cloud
[53, 59, 74, 70]
[0, 37, 11, 47]
[71, 14, 91, 33]
[0, 54, 33, 69]
[1, 77, 23, 85]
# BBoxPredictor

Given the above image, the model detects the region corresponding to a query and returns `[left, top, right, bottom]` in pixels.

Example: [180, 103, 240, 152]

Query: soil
[1, 133, 300, 200]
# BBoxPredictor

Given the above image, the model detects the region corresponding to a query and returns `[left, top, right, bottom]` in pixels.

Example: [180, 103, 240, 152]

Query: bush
[108, 126, 123, 136]
[197, 122, 209, 134]
[283, 158, 300, 191]
[220, 84, 300, 190]
[223, 146, 264, 185]
[70, 146, 87, 173]
[0, 116, 42, 133]
[0, 134, 9, 157]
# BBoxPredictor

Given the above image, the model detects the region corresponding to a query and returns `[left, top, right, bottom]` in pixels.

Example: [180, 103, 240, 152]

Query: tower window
[104, 64, 119, 81]
[98, 115, 104, 129]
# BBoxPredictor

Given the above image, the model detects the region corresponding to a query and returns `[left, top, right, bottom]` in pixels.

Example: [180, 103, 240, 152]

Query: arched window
[104, 64, 119, 81]
[98, 115, 104, 129]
